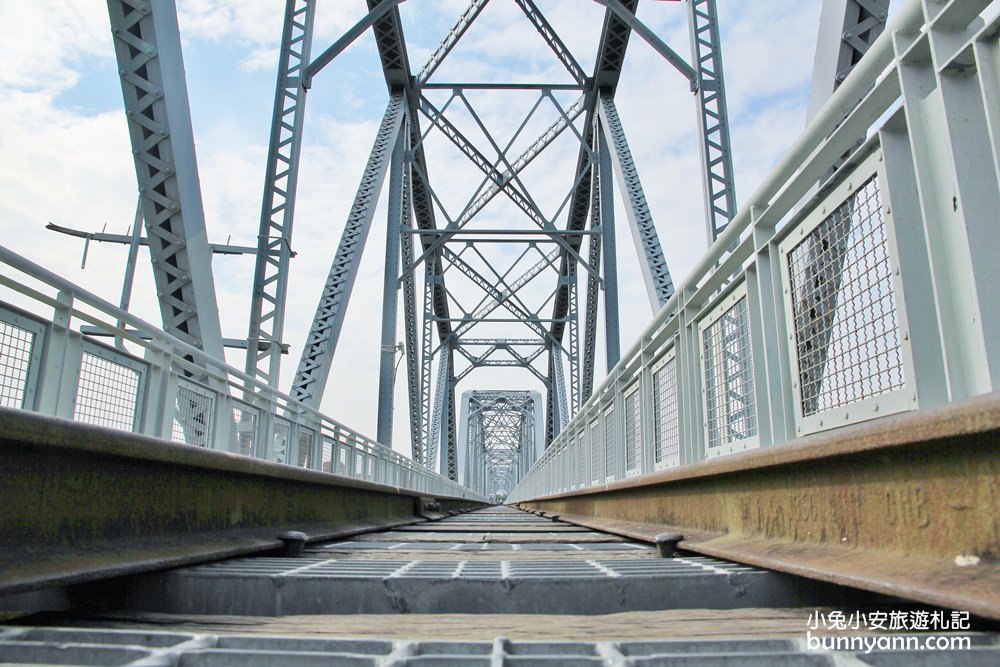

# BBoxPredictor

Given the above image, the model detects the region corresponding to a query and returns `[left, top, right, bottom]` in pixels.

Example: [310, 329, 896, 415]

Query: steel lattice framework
[102, 0, 746, 480]
[459, 390, 541, 500]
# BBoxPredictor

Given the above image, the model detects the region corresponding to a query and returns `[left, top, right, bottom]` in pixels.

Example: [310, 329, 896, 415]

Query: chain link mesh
[624, 389, 642, 476]
[230, 401, 260, 457]
[0, 320, 36, 409]
[703, 296, 758, 449]
[73, 350, 141, 432]
[653, 357, 680, 467]
[604, 408, 616, 479]
[787, 175, 904, 416]
[172, 385, 214, 447]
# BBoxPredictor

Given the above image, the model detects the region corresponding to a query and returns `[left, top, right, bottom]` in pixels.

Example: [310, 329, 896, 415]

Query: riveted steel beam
[415, 0, 491, 88]
[514, 0, 588, 86]
[598, 94, 674, 311]
[246, 0, 316, 389]
[107, 0, 224, 361]
[291, 93, 405, 408]
[687, 0, 738, 243]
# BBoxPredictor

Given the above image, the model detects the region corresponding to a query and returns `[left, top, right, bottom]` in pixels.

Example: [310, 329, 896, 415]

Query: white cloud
[0, 1, 825, 462]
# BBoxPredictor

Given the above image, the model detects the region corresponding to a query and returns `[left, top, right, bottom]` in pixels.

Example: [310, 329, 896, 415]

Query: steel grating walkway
[3, 507, 998, 665]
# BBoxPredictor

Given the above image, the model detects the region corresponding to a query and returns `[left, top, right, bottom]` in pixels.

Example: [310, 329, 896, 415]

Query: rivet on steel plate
[654, 532, 684, 558]
[278, 530, 309, 557]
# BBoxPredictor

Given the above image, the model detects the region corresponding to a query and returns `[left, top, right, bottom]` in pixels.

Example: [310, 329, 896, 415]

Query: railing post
[36, 291, 81, 421]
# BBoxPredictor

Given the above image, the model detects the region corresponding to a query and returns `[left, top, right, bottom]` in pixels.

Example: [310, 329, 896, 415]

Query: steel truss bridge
[2, 0, 1000, 661]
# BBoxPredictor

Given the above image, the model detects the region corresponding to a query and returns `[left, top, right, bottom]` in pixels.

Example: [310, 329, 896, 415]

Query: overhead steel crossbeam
[415, 0, 490, 87]
[513, 0, 589, 86]
[106, 0, 224, 361]
[245, 0, 316, 389]
[291, 93, 406, 408]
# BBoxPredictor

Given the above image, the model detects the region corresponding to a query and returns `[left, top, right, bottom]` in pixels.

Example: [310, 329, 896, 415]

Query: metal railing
[0, 252, 484, 502]
[511, 0, 1000, 501]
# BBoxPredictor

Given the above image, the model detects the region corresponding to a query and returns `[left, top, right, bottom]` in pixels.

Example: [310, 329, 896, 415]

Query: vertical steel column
[687, 0, 738, 243]
[291, 93, 405, 408]
[444, 352, 458, 481]
[581, 166, 603, 401]
[598, 95, 674, 311]
[246, 0, 317, 388]
[376, 125, 408, 446]
[107, 0, 224, 360]
[400, 171, 423, 459]
[597, 120, 621, 371]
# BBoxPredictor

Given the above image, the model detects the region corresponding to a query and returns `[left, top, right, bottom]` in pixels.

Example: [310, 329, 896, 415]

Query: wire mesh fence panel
[321, 436, 334, 473]
[589, 418, 601, 484]
[230, 400, 260, 457]
[786, 174, 905, 417]
[297, 427, 315, 468]
[703, 294, 758, 451]
[172, 383, 214, 447]
[604, 406, 616, 480]
[0, 313, 42, 409]
[624, 385, 642, 476]
[272, 418, 291, 464]
[73, 343, 144, 432]
[653, 355, 680, 468]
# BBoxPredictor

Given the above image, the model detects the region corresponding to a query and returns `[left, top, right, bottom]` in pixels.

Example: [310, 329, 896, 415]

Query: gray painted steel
[107, 0, 224, 360]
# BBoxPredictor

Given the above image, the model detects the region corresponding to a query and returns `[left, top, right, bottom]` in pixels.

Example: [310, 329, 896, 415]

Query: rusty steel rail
[517, 391, 1000, 620]
[0, 407, 483, 599]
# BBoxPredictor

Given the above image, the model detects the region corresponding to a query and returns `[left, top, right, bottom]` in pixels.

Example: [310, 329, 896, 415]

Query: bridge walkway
[4, 507, 998, 665]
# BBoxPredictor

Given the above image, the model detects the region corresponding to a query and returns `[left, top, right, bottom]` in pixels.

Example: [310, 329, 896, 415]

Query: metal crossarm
[598, 95, 675, 310]
[245, 0, 316, 389]
[291, 93, 406, 408]
[415, 0, 491, 87]
[687, 0, 737, 243]
[107, 0, 224, 360]
[514, 0, 588, 86]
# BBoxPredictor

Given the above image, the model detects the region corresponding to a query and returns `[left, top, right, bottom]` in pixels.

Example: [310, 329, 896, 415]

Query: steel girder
[808, 0, 891, 121]
[107, 0, 224, 361]
[291, 93, 406, 408]
[687, 0, 738, 243]
[376, 127, 409, 446]
[245, 0, 317, 389]
[598, 94, 674, 311]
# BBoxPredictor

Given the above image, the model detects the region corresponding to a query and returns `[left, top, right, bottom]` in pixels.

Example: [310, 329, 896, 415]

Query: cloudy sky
[0, 0, 829, 457]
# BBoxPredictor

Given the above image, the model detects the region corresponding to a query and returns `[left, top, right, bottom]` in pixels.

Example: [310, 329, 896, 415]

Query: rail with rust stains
[0, 408, 483, 599]
[517, 392, 1000, 620]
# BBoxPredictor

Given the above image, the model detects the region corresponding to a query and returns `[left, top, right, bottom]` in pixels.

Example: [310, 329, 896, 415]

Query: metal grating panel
[172, 383, 214, 447]
[703, 295, 758, 449]
[272, 418, 291, 464]
[73, 345, 143, 432]
[603, 407, 616, 479]
[787, 174, 904, 417]
[0, 319, 38, 409]
[624, 387, 641, 476]
[653, 356, 679, 468]
[230, 400, 260, 457]
[298, 427, 315, 468]
[589, 419, 601, 483]
[2, 628, 995, 666]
